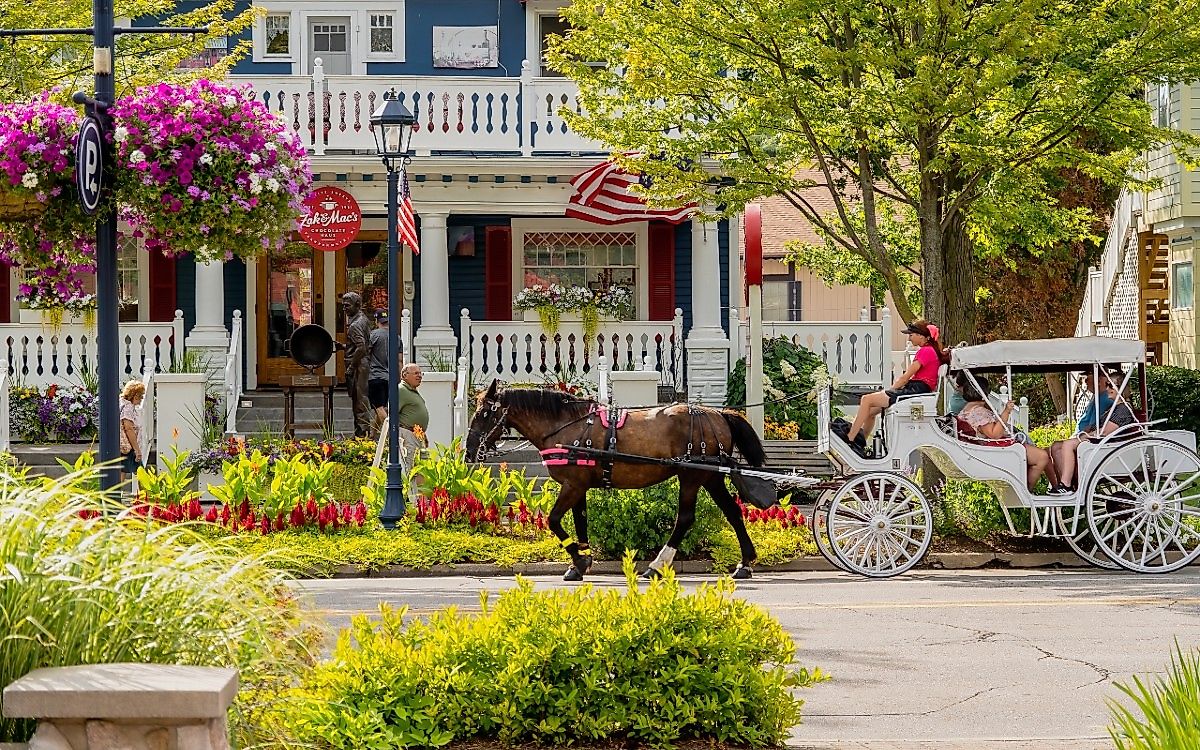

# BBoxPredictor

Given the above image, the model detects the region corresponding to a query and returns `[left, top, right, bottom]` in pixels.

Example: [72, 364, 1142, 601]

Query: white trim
[135, 240, 150, 322]
[509, 218, 650, 318]
[252, 1, 406, 72]
[524, 0, 569, 76]
[245, 256, 257, 390]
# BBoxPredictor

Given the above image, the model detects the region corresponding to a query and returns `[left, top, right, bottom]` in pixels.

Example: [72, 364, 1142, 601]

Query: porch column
[185, 259, 229, 386]
[686, 218, 730, 405]
[412, 212, 457, 366]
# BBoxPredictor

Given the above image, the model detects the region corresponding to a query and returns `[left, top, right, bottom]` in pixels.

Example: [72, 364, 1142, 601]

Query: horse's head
[466, 379, 507, 462]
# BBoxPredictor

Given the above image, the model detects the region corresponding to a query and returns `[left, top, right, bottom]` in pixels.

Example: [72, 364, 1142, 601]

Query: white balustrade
[140, 355, 156, 462]
[0, 312, 185, 388]
[230, 61, 607, 156]
[460, 309, 684, 389]
[742, 308, 895, 388]
[453, 355, 469, 439]
[224, 310, 244, 435]
[0, 372, 9, 452]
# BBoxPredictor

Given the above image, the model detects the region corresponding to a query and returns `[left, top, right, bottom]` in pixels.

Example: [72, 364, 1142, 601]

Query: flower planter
[19, 309, 92, 326]
[0, 189, 45, 221]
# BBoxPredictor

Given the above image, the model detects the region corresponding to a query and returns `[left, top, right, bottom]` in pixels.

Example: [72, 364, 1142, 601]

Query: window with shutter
[148, 251, 177, 322]
[484, 225, 513, 320]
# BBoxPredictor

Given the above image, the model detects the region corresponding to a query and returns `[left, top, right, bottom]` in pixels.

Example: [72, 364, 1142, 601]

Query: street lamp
[370, 89, 416, 529]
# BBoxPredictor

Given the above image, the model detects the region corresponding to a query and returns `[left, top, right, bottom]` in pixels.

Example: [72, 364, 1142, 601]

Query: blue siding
[229, 0, 527, 76]
[673, 220, 731, 335]
[179, 258, 250, 380]
[441, 216, 509, 339]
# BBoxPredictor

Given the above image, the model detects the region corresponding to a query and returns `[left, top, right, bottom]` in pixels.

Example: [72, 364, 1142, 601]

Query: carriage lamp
[370, 91, 417, 529]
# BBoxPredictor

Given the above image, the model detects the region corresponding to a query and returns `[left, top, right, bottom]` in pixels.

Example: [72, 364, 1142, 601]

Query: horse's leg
[571, 498, 591, 563]
[549, 483, 593, 582]
[707, 476, 757, 580]
[643, 472, 703, 580]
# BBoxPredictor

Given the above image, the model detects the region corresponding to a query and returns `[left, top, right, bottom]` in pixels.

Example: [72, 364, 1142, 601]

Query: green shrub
[275, 558, 826, 748]
[935, 479, 1029, 541]
[586, 478, 725, 559]
[709, 523, 816, 571]
[1012, 372, 1064, 428]
[1144, 366, 1200, 434]
[1028, 421, 1073, 448]
[0, 468, 315, 745]
[726, 337, 828, 438]
[1109, 643, 1200, 749]
[328, 462, 372, 503]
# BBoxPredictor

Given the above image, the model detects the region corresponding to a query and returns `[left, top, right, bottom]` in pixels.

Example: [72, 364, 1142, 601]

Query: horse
[465, 379, 768, 581]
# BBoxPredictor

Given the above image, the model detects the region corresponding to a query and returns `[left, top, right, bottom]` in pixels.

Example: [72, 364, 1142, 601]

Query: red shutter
[647, 222, 675, 320]
[148, 251, 177, 321]
[0, 266, 9, 323]
[484, 225, 513, 320]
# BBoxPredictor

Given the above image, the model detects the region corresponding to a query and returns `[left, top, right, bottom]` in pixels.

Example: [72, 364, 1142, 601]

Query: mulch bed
[931, 533, 1072, 555]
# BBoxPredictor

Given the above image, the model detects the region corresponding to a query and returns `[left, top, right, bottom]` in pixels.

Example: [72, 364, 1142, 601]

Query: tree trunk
[940, 213, 977, 346]
[1045, 372, 1068, 419]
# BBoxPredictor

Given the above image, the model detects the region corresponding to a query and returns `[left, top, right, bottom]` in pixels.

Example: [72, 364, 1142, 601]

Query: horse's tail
[721, 410, 766, 467]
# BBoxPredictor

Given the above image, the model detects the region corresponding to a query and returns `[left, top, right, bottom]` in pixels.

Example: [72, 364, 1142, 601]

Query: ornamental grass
[1109, 642, 1200, 750]
[0, 467, 318, 745]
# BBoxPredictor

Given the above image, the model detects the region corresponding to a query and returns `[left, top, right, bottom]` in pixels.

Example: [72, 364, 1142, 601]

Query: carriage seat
[950, 416, 1015, 448]
[892, 365, 949, 410]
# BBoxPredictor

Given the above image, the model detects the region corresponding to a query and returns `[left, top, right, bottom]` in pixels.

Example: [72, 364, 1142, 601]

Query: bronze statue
[341, 291, 373, 437]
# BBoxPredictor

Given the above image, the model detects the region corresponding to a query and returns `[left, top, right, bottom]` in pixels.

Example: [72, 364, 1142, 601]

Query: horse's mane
[500, 387, 594, 417]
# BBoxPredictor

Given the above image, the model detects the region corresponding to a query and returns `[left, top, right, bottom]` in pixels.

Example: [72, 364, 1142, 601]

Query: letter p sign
[75, 116, 104, 215]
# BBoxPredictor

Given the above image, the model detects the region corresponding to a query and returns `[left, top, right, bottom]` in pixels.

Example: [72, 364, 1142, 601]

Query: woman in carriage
[1049, 367, 1138, 494]
[954, 371, 1061, 493]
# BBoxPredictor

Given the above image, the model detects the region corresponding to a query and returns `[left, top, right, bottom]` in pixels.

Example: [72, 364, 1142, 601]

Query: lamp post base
[380, 463, 406, 530]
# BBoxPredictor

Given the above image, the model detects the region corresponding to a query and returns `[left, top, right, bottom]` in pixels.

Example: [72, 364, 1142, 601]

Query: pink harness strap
[539, 447, 596, 467]
[592, 405, 628, 429]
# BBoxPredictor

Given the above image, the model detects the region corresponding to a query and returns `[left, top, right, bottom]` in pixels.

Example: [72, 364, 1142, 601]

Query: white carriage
[814, 337, 1200, 577]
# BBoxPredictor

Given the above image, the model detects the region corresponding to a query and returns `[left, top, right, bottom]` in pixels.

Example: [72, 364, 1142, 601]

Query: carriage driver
[834, 319, 947, 457]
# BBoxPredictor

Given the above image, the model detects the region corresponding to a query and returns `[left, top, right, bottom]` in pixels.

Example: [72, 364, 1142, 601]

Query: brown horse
[465, 380, 767, 580]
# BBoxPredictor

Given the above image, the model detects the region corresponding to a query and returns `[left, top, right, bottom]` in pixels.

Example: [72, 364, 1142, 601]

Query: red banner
[300, 187, 362, 252]
[744, 203, 763, 299]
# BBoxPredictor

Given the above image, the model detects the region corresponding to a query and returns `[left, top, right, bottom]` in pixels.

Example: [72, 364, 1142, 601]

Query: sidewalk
[789, 741, 1108, 750]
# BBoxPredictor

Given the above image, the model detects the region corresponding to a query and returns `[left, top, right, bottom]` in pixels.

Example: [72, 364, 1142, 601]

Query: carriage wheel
[827, 472, 932, 578]
[1085, 438, 1200, 573]
[1055, 506, 1120, 570]
[811, 491, 847, 572]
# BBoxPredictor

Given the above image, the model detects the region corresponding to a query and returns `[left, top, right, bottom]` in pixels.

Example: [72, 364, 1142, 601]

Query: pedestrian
[367, 310, 392, 437]
[396, 363, 429, 500]
[119, 379, 145, 484]
[340, 291, 373, 438]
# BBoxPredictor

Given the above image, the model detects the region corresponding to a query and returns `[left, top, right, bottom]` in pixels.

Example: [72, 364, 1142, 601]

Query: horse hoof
[563, 566, 584, 582]
[641, 567, 663, 581]
[731, 564, 753, 580]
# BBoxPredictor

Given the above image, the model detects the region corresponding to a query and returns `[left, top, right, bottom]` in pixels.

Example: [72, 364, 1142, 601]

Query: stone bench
[3, 664, 238, 750]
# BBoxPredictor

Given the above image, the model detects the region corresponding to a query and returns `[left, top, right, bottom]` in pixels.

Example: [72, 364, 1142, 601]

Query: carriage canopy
[950, 337, 1146, 374]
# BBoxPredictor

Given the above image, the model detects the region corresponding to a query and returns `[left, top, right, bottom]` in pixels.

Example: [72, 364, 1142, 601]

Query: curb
[316, 551, 1090, 579]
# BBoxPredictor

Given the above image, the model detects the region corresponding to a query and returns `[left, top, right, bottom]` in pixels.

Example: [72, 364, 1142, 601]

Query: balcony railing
[230, 60, 605, 157]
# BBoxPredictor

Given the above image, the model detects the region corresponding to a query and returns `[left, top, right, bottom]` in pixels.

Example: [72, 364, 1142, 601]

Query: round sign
[76, 116, 104, 215]
[300, 187, 362, 252]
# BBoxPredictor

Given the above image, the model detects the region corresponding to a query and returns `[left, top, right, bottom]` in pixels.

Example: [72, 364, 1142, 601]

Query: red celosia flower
[205, 506, 217, 523]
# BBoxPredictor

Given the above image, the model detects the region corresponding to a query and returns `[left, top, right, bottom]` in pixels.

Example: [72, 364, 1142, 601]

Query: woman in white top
[119, 380, 146, 482]
[955, 372, 1057, 493]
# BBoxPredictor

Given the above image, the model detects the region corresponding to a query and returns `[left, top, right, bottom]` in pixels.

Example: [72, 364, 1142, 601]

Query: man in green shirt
[395, 363, 429, 503]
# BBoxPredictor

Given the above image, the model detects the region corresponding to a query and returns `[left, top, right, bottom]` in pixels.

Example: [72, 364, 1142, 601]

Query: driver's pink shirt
[912, 344, 941, 390]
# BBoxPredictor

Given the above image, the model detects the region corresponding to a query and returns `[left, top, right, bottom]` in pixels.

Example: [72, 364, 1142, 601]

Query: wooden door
[257, 244, 326, 385]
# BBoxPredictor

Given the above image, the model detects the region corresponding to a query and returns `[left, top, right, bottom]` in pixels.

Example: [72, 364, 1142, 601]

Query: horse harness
[540, 403, 732, 487]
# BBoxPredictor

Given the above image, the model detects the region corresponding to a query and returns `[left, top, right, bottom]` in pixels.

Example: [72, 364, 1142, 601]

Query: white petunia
[128, 150, 146, 164]
[780, 360, 798, 380]
[265, 177, 279, 192]
[20, 172, 38, 189]
[113, 126, 128, 143]
[248, 153, 261, 166]
[223, 95, 238, 108]
[199, 153, 213, 166]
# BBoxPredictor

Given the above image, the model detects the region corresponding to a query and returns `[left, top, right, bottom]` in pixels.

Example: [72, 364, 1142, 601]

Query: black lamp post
[370, 89, 416, 529]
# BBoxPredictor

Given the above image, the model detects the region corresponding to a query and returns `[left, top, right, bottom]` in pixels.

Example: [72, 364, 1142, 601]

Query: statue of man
[341, 291, 373, 437]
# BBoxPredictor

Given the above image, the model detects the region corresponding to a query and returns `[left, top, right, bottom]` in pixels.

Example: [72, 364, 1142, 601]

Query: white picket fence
[735, 307, 896, 387]
[0, 312, 185, 387]
[459, 308, 685, 389]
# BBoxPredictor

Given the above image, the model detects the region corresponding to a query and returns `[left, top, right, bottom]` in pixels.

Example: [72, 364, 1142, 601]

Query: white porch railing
[400, 309, 413, 363]
[1076, 189, 1141, 337]
[0, 372, 9, 452]
[736, 308, 894, 388]
[460, 308, 685, 389]
[224, 310, 244, 435]
[0, 312, 185, 387]
[139, 356, 156, 463]
[230, 59, 605, 156]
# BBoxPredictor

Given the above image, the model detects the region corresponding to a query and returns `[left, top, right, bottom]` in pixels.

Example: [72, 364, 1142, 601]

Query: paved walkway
[296, 568, 1200, 748]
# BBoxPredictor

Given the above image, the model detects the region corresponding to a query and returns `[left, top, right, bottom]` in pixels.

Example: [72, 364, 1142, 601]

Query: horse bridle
[469, 398, 509, 462]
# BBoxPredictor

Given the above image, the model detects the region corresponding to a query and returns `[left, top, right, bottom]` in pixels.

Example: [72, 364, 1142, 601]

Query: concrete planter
[609, 370, 660, 408]
[420, 371, 456, 448]
[152, 373, 208, 469]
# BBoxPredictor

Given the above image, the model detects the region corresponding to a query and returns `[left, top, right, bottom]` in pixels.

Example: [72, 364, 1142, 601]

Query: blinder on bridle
[469, 394, 509, 462]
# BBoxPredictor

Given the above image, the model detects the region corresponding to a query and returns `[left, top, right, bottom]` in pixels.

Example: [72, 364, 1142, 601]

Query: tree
[0, 0, 252, 99]
[548, 0, 1200, 344]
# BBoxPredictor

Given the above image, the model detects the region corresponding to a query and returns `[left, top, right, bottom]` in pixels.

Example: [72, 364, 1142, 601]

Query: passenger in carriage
[834, 319, 946, 457]
[955, 372, 1060, 493]
[1049, 368, 1137, 493]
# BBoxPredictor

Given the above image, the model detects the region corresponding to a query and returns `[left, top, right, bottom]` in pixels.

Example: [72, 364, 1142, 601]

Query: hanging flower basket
[110, 80, 313, 264]
[0, 191, 47, 221]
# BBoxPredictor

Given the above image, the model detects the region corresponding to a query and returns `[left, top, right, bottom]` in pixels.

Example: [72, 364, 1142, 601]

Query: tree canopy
[548, 0, 1200, 343]
[0, 0, 252, 99]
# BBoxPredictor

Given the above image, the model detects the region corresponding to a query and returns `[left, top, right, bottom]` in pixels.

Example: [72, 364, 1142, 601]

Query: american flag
[565, 158, 693, 225]
[399, 168, 420, 254]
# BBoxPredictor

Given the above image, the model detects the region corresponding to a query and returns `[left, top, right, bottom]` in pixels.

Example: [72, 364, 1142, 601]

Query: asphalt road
[294, 568, 1200, 749]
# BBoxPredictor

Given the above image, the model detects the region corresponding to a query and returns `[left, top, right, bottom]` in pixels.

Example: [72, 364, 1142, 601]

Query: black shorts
[884, 380, 932, 405]
[368, 379, 389, 408]
[122, 449, 140, 474]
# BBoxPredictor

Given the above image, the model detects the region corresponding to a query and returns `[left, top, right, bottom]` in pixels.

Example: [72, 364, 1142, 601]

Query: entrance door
[257, 244, 326, 385]
[308, 17, 351, 74]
